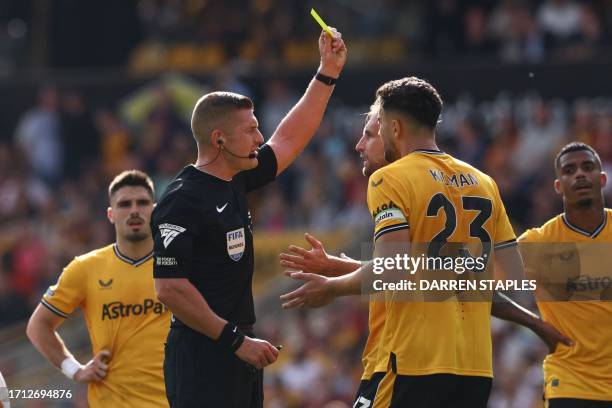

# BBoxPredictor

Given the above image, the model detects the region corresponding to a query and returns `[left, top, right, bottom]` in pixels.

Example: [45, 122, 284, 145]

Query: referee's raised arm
[151, 27, 348, 408]
[267, 28, 347, 175]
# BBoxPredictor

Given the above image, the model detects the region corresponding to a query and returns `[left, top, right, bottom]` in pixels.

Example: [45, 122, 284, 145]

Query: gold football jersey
[519, 210, 612, 401]
[367, 149, 516, 377]
[361, 297, 385, 380]
[41, 244, 170, 407]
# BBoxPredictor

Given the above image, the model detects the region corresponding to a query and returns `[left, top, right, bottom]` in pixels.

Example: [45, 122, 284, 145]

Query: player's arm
[26, 305, 110, 383]
[280, 233, 361, 277]
[267, 29, 347, 175]
[492, 244, 573, 351]
[280, 227, 410, 308]
[493, 244, 533, 302]
[491, 291, 573, 353]
[280, 169, 410, 307]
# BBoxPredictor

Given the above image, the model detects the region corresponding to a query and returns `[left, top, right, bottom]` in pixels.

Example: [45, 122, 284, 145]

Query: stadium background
[0, 0, 611, 407]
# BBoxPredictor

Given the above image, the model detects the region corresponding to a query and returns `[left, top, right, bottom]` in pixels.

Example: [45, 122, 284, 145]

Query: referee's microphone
[217, 139, 257, 159]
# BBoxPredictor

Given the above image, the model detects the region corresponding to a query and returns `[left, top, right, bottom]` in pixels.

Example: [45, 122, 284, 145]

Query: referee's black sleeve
[242, 143, 278, 192]
[152, 193, 199, 279]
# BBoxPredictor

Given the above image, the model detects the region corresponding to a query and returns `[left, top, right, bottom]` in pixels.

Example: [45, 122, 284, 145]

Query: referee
[152, 29, 347, 408]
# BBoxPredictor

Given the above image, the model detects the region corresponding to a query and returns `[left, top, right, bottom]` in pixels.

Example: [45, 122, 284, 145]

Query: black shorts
[353, 372, 385, 407]
[375, 372, 492, 408]
[164, 326, 263, 408]
[546, 398, 612, 408]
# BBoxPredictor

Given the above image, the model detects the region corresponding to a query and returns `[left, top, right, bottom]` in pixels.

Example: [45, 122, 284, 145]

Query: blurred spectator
[138, 84, 187, 172]
[280, 348, 323, 395]
[538, 0, 582, 47]
[13, 86, 62, 186]
[425, 0, 465, 59]
[260, 80, 298, 136]
[464, 5, 498, 57]
[61, 90, 100, 180]
[511, 98, 567, 178]
[0, 267, 29, 326]
[489, 0, 545, 62]
[96, 108, 132, 178]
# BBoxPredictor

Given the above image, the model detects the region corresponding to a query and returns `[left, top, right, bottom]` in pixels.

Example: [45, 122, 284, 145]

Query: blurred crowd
[0, 75, 611, 406]
[131, 0, 612, 67]
[1, 0, 612, 73]
[122, 0, 612, 71]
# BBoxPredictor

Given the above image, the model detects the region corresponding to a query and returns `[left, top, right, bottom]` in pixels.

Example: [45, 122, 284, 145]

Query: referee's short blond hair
[191, 92, 254, 147]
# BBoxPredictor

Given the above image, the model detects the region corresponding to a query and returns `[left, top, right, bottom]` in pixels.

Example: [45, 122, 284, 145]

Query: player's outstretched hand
[535, 320, 574, 354]
[318, 27, 347, 79]
[280, 233, 332, 276]
[74, 349, 111, 383]
[280, 271, 334, 309]
[235, 337, 279, 369]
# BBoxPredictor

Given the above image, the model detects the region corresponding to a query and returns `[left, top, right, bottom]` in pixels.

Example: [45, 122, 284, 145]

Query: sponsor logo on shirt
[45, 288, 55, 297]
[227, 227, 246, 261]
[159, 223, 186, 248]
[101, 299, 168, 320]
[156, 257, 178, 266]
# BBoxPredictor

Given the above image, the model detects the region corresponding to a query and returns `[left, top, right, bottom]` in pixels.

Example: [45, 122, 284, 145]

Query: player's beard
[125, 230, 149, 242]
[362, 160, 373, 177]
[383, 144, 400, 163]
[576, 198, 594, 207]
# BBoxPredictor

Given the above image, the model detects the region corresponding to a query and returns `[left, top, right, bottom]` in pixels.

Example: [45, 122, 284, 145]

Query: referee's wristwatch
[315, 72, 338, 86]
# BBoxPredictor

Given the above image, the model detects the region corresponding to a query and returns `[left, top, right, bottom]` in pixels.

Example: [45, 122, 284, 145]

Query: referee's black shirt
[151, 144, 277, 326]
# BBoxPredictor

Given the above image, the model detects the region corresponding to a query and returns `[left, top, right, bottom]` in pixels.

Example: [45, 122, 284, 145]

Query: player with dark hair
[280, 76, 530, 407]
[152, 29, 347, 408]
[27, 170, 169, 408]
[520, 142, 612, 408]
[281, 101, 571, 407]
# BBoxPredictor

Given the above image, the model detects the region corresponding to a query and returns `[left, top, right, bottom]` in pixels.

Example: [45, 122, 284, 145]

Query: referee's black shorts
[164, 325, 263, 408]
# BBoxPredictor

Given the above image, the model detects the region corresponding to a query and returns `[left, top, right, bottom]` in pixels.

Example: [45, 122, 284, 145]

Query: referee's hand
[235, 337, 279, 369]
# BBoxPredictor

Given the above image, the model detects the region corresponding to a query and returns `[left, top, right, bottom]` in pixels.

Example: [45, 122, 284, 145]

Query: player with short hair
[152, 29, 347, 408]
[519, 142, 612, 408]
[281, 101, 571, 407]
[280, 76, 529, 407]
[27, 170, 169, 408]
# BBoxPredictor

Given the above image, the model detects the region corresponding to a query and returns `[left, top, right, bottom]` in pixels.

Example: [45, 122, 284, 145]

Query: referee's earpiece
[213, 137, 257, 159]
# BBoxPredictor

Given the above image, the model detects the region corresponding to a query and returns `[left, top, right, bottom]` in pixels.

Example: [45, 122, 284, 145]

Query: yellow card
[310, 8, 334, 37]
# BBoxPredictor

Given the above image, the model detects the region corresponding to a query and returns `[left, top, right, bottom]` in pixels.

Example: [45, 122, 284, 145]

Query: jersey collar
[113, 244, 153, 267]
[412, 148, 445, 155]
[562, 211, 607, 238]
